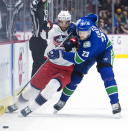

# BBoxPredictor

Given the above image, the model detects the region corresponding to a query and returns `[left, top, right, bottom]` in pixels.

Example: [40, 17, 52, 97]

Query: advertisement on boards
[0, 44, 12, 99]
[12, 41, 29, 94]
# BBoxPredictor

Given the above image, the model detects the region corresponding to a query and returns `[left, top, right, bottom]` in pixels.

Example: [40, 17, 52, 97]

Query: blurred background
[0, 0, 128, 42]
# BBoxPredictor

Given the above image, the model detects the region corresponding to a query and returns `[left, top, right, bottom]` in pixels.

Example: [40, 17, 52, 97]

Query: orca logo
[83, 41, 91, 48]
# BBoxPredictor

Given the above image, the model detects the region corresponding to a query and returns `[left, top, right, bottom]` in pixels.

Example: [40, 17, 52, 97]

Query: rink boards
[0, 41, 29, 115]
[108, 34, 128, 58]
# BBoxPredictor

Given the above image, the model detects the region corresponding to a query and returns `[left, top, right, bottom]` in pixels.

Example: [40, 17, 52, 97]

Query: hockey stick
[17, 32, 72, 96]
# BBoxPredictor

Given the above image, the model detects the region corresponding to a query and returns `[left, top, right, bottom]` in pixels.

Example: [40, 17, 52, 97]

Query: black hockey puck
[2, 126, 9, 128]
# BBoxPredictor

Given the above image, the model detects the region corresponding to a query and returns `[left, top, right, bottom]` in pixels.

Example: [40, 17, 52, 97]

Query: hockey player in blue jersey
[48, 14, 121, 116]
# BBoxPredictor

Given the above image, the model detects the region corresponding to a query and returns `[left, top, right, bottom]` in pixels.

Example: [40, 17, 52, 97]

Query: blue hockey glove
[68, 23, 77, 35]
[47, 49, 63, 60]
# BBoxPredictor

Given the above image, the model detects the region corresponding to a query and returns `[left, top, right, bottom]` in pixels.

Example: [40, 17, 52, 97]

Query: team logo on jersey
[54, 35, 67, 46]
[103, 57, 108, 62]
[83, 41, 91, 48]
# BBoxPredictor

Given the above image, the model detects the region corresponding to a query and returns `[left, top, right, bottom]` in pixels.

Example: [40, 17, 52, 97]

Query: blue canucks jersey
[58, 14, 119, 106]
[63, 25, 113, 74]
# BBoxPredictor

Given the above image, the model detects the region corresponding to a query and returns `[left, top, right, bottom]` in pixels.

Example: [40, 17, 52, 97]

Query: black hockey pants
[29, 35, 47, 76]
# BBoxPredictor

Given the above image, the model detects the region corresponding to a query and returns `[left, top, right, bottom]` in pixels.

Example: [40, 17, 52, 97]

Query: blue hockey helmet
[83, 14, 98, 25]
[76, 13, 98, 31]
[76, 19, 93, 31]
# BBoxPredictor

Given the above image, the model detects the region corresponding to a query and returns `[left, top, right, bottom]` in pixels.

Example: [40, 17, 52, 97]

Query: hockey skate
[7, 104, 18, 113]
[20, 106, 32, 117]
[111, 102, 121, 118]
[53, 100, 66, 114]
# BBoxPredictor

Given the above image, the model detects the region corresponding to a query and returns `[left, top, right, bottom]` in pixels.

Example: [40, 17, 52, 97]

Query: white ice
[0, 58, 128, 131]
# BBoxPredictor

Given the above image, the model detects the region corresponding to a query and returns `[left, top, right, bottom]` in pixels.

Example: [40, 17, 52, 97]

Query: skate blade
[18, 111, 24, 117]
[113, 113, 121, 119]
[53, 109, 58, 114]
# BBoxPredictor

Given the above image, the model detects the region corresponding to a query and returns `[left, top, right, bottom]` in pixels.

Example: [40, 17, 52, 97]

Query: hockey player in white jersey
[7, 11, 78, 116]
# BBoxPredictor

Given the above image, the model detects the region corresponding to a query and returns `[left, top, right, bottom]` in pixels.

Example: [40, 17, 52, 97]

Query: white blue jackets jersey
[45, 24, 76, 66]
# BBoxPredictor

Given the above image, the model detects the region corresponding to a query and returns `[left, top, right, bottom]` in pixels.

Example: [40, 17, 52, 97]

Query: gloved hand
[42, 20, 53, 31]
[47, 49, 63, 60]
[68, 23, 77, 35]
[63, 37, 79, 51]
[47, 20, 53, 30]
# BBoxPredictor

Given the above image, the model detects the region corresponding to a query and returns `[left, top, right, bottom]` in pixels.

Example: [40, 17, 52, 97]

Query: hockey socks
[26, 94, 47, 111]
[98, 67, 119, 104]
[53, 85, 77, 112]
[105, 85, 119, 104]
[59, 84, 77, 102]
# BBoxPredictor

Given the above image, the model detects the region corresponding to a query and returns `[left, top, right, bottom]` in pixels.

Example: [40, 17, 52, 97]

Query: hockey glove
[63, 37, 79, 52]
[44, 20, 53, 31]
[47, 49, 64, 60]
[68, 23, 77, 35]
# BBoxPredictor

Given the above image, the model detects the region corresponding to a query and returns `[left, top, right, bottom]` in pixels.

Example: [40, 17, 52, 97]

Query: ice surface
[0, 58, 128, 131]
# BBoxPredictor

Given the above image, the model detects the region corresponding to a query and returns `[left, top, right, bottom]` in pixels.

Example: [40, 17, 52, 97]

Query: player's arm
[47, 37, 79, 59]
[30, 0, 49, 36]
[63, 40, 101, 64]
[63, 34, 107, 64]
[63, 48, 90, 64]
[48, 48, 89, 64]
[48, 40, 98, 64]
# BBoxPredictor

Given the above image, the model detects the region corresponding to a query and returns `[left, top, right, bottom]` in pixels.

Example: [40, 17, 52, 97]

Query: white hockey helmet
[57, 11, 71, 21]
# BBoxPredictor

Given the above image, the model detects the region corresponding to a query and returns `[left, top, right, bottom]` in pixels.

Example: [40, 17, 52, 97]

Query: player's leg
[97, 49, 121, 115]
[7, 85, 40, 112]
[8, 61, 53, 113]
[53, 60, 95, 112]
[98, 66, 121, 115]
[54, 71, 83, 111]
[20, 79, 61, 117]
[20, 65, 74, 116]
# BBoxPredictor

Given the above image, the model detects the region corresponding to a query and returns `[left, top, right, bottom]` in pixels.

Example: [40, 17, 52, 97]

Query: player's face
[78, 30, 91, 40]
[58, 20, 70, 31]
